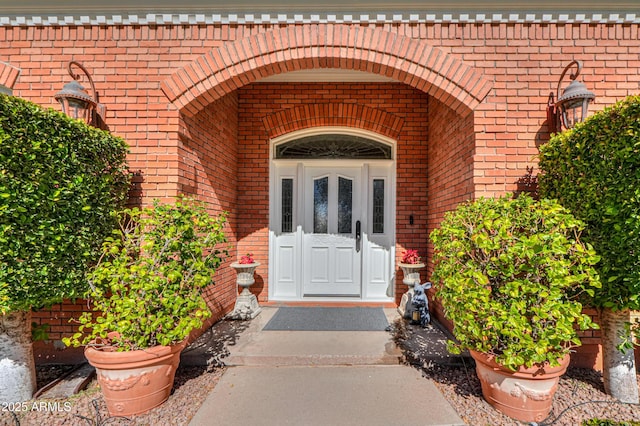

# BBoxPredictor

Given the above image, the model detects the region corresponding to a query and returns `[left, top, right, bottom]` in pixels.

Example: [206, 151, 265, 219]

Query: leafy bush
[430, 194, 601, 370]
[0, 94, 129, 314]
[539, 95, 640, 311]
[64, 197, 227, 351]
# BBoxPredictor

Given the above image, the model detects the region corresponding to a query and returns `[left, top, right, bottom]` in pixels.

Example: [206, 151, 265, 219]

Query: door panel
[362, 166, 394, 299]
[303, 167, 362, 296]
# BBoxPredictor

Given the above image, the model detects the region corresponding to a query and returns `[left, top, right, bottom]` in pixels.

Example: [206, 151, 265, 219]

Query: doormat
[262, 307, 389, 331]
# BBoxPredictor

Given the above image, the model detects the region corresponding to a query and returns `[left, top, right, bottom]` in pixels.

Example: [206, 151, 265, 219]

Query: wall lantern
[54, 61, 106, 128]
[547, 60, 595, 133]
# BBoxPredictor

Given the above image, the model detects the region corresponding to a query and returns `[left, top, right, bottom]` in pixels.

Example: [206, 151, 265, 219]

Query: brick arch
[161, 24, 493, 117]
[0, 60, 21, 90]
[262, 103, 405, 141]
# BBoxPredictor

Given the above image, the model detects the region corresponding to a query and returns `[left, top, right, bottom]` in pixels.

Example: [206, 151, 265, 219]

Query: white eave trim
[0, 12, 639, 26]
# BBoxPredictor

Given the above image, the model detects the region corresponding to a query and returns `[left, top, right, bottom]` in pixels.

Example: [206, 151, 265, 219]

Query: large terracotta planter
[85, 341, 185, 416]
[470, 350, 569, 423]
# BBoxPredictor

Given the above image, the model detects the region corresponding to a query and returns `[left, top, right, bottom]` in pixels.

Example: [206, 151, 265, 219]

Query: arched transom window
[274, 134, 392, 160]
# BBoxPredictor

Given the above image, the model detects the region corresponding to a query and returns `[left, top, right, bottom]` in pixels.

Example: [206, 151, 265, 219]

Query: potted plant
[63, 197, 227, 416]
[398, 249, 425, 285]
[430, 194, 601, 423]
[229, 253, 262, 319]
[397, 249, 426, 318]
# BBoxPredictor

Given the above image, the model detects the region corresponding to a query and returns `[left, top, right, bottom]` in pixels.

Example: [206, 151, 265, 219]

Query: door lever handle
[355, 220, 361, 253]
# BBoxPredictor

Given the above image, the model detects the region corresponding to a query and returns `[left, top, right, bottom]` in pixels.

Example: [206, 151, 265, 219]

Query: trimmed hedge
[539, 95, 640, 310]
[0, 94, 130, 313]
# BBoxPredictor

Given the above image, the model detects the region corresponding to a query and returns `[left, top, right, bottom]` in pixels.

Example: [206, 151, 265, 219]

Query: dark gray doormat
[262, 307, 389, 331]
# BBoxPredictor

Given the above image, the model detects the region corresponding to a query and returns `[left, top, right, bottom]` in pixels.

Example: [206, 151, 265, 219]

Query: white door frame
[268, 127, 396, 302]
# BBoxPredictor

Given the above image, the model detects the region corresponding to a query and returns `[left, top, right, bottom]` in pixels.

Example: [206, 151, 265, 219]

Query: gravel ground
[2, 365, 224, 426]
[419, 361, 640, 426]
[2, 318, 640, 426]
[2, 365, 225, 426]
[396, 320, 640, 426]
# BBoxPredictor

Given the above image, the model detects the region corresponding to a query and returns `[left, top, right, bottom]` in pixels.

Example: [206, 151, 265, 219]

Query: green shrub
[430, 194, 601, 370]
[64, 197, 227, 351]
[539, 95, 640, 311]
[0, 95, 129, 314]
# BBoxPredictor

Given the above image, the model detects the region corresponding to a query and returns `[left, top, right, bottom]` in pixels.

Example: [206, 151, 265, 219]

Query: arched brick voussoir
[161, 24, 493, 117]
[0, 61, 21, 89]
[262, 103, 405, 141]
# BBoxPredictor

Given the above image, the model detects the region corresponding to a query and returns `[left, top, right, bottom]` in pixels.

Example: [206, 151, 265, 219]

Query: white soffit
[0, 0, 639, 26]
[257, 69, 397, 83]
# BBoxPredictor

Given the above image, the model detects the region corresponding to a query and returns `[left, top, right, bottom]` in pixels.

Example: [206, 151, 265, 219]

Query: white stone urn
[398, 262, 425, 286]
[230, 261, 262, 319]
[397, 262, 425, 319]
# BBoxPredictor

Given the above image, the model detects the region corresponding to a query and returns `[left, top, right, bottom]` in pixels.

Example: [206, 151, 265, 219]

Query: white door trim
[268, 127, 396, 302]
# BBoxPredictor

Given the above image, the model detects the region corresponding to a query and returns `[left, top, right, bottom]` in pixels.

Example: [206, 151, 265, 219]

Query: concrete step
[220, 307, 403, 367]
[225, 330, 403, 366]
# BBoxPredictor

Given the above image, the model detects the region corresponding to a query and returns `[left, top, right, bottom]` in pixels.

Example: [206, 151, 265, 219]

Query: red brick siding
[179, 93, 240, 315]
[426, 98, 477, 322]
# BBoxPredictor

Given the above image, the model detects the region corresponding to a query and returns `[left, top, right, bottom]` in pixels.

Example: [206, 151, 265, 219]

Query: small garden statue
[411, 282, 432, 327]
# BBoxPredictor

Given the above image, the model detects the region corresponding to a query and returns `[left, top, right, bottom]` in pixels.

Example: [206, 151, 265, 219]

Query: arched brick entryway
[164, 24, 493, 305]
[160, 24, 492, 116]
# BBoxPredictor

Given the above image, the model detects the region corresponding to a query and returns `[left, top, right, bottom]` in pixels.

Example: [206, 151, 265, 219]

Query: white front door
[269, 130, 395, 302]
[302, 167, 362, 296]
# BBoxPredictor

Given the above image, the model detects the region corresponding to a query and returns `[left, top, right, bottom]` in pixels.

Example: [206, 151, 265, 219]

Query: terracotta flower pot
[469, 350, 570, 423]
[85, 341, 185, 416]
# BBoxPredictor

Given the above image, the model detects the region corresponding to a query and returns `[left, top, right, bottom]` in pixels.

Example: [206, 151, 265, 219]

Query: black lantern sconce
[55, 61, 106, 128]
[547, 60, 595, 133]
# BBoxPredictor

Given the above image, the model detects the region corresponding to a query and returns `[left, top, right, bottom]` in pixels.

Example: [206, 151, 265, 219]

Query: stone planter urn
[397, 262, 425, 319]
[230, 261, 262, 319]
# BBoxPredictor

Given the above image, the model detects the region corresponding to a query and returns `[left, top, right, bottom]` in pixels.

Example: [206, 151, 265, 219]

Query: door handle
[355, 220, 361, 253]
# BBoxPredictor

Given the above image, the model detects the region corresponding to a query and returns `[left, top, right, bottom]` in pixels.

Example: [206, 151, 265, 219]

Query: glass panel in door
[338, 177, 353, 234]
[314, 177, 329, 234]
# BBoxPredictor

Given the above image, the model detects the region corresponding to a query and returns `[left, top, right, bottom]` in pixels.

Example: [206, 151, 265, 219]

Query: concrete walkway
[185, 307, 465, 426]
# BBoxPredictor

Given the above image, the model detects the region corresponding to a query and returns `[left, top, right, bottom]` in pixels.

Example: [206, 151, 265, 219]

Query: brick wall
[179, 92, 240, 317]
[426, 98, 477, 324]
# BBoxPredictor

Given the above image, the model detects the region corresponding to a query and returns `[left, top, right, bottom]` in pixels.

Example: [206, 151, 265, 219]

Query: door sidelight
[356, 220, 361, 252]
